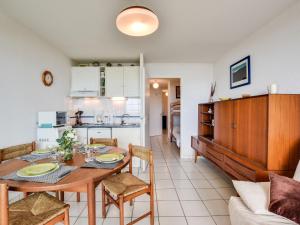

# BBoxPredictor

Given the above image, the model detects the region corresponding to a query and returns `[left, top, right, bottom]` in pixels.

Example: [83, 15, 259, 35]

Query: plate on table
[31, 149, 52, 155]
[86, 144, 106, 149]
[17, 163, 59, 178]
[95, 153, 124, 164]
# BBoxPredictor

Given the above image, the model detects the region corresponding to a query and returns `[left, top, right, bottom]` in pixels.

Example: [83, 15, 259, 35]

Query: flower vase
[63, 148, 73, 161]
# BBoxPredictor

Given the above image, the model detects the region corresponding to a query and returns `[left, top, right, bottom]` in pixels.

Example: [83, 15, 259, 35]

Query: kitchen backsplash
[66, 98, 141, 124]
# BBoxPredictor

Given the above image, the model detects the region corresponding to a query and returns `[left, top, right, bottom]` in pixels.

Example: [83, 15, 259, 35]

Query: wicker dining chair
[90, 138, 118, 147]
[0, 142, 36, 163]
[74, 138, 119, 202]
[101, 144, 154, 225]
[0, 183, 70, 225]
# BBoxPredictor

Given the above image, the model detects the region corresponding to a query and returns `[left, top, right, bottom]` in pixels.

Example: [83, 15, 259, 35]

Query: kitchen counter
[72, 123, 141, 128]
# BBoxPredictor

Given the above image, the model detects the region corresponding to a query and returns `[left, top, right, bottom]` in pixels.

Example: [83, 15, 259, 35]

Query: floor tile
[181, 201, 210, 217]
[131, 217, 159, 225]
[155, 172, 172, 180]
[73, 218, 102, 225]
[106, 202, 133, 218]
[208, 179, 232, 188]
[65, 202, 87, 217]
[216, 188, 237, 200]
[190, 179, 212, 188]
[186, 172, 205, 179]
[186, 217, 216, 225]
[196, 188, 222, 200]
[203, 200, 229, 215]
[173, 179, 194, 189]
[176, 189, 200, 200]
[159, 217, 188, 225]
[212, 216, 231, 225]
[132, 201, 158, 218]
[156, 189, 179, 200]
[102, 218, 131, 225]
[155, 179, 175, 189]
[157, 201, 184, 216]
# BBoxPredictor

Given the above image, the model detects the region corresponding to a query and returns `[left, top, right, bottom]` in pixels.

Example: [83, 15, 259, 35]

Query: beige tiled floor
[9, 135, 237, 225]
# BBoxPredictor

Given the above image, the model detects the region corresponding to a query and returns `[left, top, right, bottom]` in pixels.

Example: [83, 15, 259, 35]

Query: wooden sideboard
[192, 94, 300, 181]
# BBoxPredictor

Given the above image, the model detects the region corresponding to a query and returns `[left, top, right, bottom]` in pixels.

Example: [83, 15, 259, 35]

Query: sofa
[229, 161, 300, 225]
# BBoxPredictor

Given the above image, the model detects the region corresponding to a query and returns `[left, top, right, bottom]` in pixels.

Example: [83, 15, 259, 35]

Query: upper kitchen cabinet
[105, 67, 124, 97]
[124, 66, 140, 97]
[70, 67, 100, 97]
[105, 66, 140, 98]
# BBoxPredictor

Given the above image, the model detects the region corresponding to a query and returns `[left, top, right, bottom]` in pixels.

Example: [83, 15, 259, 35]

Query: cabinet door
[214, 101, 233, 149]
[105, 67, 124, 97]
[87, 128, 112, 143]
[71, 67, 100, 91]
[74, 128, 88, 145]
[232, 96, 268, 167]
[124, 66, 140, 97]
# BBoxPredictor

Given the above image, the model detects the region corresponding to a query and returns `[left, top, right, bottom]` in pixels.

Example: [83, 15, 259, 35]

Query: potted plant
[56, 128, 77, 161]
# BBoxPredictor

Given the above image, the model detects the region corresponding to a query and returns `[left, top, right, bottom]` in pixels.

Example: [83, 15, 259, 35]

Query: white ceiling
[0, 0, 296, 62]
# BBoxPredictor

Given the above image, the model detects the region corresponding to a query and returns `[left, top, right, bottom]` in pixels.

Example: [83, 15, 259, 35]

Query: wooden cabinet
[105, 66, 140, 97]
[71, 67, 100, 96]
[105, 67, 124, 97]
[214, 101, 233, 149]
[192, 94, 300, 181]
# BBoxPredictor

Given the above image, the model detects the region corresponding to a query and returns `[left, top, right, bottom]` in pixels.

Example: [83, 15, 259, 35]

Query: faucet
[121, 114, 130, 125]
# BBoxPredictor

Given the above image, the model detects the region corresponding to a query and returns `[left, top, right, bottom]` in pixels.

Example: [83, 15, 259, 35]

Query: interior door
[214, 100, 233, 149]
[232, 96, 268, 167]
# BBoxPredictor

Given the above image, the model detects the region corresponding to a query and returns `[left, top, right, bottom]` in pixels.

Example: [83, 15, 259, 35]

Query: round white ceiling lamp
[116, 6, 159, 36]
[153, 82, 159, 89]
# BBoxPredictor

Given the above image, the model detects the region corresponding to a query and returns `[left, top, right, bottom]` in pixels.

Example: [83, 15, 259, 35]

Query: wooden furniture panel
[233, 96, 268, 167]
[268, 94, 300, 171]
[214, 101, 233, 149]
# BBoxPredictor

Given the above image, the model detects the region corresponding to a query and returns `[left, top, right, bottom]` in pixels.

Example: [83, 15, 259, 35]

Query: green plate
[17, 163, 59, 177]
[95, 153, 124, 164]
[86, 144, 106, 148]
[31, 149, 52, 155]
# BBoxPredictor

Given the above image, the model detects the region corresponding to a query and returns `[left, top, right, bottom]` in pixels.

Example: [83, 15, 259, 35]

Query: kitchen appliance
[37, 127, 66, 149]
[38, 111, 67, 127]
[75, 110, 83, 125]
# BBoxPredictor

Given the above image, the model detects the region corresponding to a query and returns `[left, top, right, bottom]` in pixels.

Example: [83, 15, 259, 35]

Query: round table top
[0, 148, 130, 192]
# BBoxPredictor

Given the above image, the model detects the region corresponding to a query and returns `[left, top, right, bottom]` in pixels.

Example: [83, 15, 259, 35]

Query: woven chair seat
[7, 192, 69, 225]
[102, 172, 149, 196]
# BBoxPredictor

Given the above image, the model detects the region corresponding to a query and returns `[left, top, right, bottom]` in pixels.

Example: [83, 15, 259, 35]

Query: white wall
[214, 2, 300, 98]
[149, 86, 163, 136]
[0, 11, 71, 148]
[145, 63, 213, 158]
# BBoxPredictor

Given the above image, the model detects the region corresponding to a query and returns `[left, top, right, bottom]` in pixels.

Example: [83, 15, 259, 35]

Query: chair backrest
[0, 183, 9, 225]
[0, 142, 36, 163]
[128, 144, 154, 186]
[90, 138, 118, 147]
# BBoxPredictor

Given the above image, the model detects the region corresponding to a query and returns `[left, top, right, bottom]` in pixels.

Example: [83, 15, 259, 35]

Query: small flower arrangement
[56, 128, 77, 161]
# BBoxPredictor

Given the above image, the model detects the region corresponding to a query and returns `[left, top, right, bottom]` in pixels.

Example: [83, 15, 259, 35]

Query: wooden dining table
[0, 147, 130, 225]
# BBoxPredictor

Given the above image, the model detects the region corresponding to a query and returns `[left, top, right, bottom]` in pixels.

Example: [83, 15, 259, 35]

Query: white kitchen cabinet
[74, 128, 88, 145]
[105, 67, 124, 97]
[87, 128, 112, 144]
[124, 66, 140, 97]
[71, 67, 100, 96]
[105, 66, 140, 97]
[112, 127, 141, 167]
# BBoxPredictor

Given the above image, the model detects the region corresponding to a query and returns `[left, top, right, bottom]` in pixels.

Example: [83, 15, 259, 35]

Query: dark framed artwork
[176, 86, 180, 99]
[230, 56, 251, 89]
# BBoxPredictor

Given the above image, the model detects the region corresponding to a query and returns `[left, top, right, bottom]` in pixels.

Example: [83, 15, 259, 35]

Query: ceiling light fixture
[116, 6, 159, 36]
[152, 82, 159, 89]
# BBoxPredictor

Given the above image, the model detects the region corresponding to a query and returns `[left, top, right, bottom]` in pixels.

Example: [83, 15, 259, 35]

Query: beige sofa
[229, 162, 300, 225]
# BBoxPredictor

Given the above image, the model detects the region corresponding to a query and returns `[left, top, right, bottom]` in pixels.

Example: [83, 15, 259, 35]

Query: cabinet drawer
[205, 146, 223, 168]
[88, 128, 112, 143]
[224, 156, 256, 181]
[191, 137, 206, 154]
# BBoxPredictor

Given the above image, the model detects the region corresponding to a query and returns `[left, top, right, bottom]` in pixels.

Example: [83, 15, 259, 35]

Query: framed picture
[230, 56, 251, 89]
[176, 86, 180, 99]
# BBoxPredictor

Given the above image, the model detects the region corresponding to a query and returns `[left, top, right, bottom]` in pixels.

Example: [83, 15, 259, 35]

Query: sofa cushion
[232, 180, 272, 215]
[269, 173, 300, 224]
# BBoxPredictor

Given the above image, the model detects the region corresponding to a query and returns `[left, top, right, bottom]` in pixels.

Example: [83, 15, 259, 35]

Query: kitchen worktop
[72, 123, 141, 128]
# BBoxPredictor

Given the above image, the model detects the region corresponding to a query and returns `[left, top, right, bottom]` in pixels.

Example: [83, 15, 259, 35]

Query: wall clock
[42, 70, 53, 86]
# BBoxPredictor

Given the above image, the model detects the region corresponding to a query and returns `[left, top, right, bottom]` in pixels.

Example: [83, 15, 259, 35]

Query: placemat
[20, 153, 54, 162]
[1, 165, 77, 184]
[81, 159, 123, 169]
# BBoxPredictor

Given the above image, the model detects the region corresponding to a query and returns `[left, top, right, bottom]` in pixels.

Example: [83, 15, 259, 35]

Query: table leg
[87, 181, 96, 225]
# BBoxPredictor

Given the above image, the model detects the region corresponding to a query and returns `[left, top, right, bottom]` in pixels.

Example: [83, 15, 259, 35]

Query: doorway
[148, 78, 181, 148]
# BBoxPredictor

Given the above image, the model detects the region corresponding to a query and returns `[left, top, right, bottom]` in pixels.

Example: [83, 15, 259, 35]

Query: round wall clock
[42, 70, 53, 86]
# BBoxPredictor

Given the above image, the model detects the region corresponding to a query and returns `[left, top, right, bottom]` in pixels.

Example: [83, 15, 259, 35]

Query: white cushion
[232, 180, 272, 215]
[293, 160, 300, 182]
